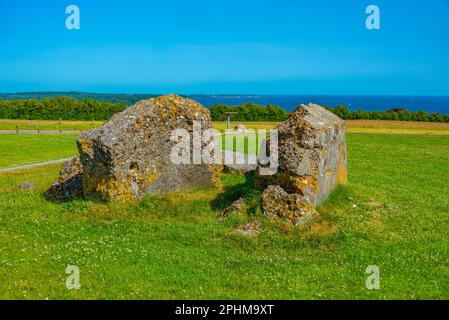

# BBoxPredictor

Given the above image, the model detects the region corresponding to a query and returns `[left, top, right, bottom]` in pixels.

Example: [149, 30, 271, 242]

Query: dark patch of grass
[210, 174, 263, 216]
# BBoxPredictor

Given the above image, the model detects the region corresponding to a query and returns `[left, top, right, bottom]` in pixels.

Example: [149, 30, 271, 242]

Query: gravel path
[0, 158, 74, 174]
[0, 130, 81, 135]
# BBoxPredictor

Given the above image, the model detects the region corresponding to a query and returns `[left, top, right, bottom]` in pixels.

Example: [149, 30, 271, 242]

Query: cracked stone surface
[257, 103, 347, 206]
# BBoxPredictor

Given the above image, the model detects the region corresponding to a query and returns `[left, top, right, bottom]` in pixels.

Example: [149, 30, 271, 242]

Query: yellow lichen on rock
[84, 174, 136, 202]
[337, 162, 347, 185]
[294, 175, 319, 197]
[208, 164, 224, 190]
[78, 138, 93, 157]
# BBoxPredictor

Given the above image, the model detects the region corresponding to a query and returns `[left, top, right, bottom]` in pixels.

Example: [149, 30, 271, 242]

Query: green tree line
[328, 105, 449, 123]
[209, 102, 290, 121]
[0, 97, 126, 120]
[1, 97, 448, 123]
[209, 103, 449, 123]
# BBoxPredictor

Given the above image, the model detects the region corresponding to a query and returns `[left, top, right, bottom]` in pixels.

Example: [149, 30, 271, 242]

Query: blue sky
[0, 0, 448, 95]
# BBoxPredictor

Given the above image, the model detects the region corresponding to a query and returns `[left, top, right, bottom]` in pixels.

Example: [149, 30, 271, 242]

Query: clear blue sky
[0, 0, 448, 95]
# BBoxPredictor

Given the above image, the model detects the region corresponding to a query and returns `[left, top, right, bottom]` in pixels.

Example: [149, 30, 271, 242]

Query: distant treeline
[209, 103, 449, 123]
[210, 103, 290, 121]
[0, 97, 448, 123]
[0, 92, 153, 106]
[328, 105, 449, 123]
[0, 97, 126, 120]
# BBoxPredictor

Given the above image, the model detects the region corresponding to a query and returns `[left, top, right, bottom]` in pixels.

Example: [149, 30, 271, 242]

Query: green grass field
[0, 134, 78, 169]
[0, 132, 448, 299]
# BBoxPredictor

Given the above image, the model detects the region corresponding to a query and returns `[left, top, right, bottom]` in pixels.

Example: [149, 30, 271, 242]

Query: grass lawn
[218, 132, 264, 155]
[0, 134, 79, 169]
[0, 133, 448, 299]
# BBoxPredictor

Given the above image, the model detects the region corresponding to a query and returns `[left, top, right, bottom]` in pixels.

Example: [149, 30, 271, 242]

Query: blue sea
[191, 95, 449, 114]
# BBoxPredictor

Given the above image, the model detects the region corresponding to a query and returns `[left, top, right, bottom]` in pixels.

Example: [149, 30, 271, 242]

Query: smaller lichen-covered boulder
[261, 185, 320, 227]
[257, 103, 347, 206]
[44, 157, 83, 201]
[216, 198, 246, 219]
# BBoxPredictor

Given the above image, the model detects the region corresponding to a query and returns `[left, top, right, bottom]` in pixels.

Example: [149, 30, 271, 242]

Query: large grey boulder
[257, 103, 347, 206]
[76, 94, 222, 201]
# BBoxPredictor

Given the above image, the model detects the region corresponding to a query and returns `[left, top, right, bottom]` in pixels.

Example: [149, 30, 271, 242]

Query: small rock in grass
[18, 181, 37, 190]
[217, 198, 246, 219]
[235, 221, 261, 237]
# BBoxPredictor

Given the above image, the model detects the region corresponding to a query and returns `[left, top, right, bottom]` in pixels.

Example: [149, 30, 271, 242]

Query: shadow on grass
[210, 173, 263, 215]
[43, 176, 109, 205]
